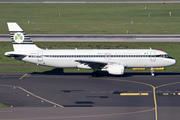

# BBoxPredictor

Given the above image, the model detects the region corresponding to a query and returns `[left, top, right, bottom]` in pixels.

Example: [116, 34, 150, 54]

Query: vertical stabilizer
[7, 22, 41, 51]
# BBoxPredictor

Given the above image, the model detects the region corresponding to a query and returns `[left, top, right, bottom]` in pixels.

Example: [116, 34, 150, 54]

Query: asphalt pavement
[1, 34, 180, 42]
[0, 72, 180, 120]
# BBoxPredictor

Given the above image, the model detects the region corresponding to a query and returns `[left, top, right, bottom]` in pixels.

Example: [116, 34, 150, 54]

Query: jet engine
[107, 64, 124, 75]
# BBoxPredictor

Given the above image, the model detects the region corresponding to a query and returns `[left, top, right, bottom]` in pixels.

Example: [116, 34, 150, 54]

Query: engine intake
[107, 64, 124, 75]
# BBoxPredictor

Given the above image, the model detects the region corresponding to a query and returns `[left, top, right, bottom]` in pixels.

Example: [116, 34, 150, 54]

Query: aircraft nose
[173, 59, 176, 64]
[170, 59, 176, 65]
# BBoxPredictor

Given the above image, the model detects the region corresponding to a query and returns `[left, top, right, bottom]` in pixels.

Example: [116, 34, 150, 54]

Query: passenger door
[150, 51, 156, 61]
[38, 52, 43, 62]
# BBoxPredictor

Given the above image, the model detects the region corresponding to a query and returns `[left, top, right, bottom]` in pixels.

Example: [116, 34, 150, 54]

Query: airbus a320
[5, 22, 176, 77]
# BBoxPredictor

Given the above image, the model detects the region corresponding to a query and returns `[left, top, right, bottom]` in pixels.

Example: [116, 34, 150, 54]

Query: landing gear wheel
[151, 67, 155, 77]
[92, 72, 96, 77]
[92, 71, 98, 77]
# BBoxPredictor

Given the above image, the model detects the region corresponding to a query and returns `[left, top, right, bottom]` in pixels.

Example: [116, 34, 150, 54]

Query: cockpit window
[156, 54, 171, 58]
[165, 54, 170, 58]
[156, 54, 174, 59]
[163, 54, 169, 58]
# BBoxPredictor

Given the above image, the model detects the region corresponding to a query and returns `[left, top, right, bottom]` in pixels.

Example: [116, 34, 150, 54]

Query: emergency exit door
[38, 52, 43, 62]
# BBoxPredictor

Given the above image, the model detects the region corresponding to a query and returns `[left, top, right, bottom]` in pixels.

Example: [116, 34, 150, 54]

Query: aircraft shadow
[30, 68, 180, 77]
[31, 68, 92, 76]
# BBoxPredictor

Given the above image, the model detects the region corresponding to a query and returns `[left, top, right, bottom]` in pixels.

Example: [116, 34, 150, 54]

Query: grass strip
[1, 3, 180, 34]
[0, 103, 8, 108]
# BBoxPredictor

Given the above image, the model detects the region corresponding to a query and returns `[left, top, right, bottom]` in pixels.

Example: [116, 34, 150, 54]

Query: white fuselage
[17, 49, 175, 69]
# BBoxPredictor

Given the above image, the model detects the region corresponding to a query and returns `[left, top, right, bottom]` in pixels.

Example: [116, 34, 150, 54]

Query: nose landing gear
[151, 68, 154, 77]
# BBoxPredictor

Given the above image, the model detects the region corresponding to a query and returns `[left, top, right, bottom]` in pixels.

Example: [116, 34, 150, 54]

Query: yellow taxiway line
[120, 93, 149, 96]
[19, 74, 27, 80]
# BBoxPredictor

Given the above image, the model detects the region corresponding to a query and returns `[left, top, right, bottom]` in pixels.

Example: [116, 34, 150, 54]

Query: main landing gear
[151, 67, 155, 77]
[92, 69, 99, 77]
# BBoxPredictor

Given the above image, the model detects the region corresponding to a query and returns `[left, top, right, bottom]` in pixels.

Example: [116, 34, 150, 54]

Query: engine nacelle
[107, 64, 124, 75]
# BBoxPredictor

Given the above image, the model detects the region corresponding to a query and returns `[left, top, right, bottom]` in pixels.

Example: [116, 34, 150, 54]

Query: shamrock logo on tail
[14, 32, 24, 43]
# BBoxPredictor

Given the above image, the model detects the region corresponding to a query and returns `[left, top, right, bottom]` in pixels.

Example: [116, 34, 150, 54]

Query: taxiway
[0, 72, 180, 120]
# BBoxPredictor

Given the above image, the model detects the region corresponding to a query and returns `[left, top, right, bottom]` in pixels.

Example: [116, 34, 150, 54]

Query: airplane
[5, 22, 176, 77]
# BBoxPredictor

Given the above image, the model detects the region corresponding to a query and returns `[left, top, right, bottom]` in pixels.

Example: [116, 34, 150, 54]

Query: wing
[75, 60, 107, 69]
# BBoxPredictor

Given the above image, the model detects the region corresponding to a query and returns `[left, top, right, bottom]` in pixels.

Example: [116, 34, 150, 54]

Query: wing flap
[75, 60, 107, 69]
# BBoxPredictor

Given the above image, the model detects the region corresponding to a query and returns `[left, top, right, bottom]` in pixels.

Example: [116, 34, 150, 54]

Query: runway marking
[162, 93, 180, 96]
[100, 79, 180, 120]
[141, 93, 149, 95]
[155, 82, 180, 96]
[153, 87, 157, 120]
[120, 93, 149, 96]
[163, 93, 169, 95]
[100, 91, 106, 93]
[19, 74, 27, 80]
[1, 75, 6, 78]
[155, 82, 180, 89]
[120, 93, 139, 96]
[0, 84, 64, 108]
[96, 78, 157, 120]
[91, 91, 96, 93]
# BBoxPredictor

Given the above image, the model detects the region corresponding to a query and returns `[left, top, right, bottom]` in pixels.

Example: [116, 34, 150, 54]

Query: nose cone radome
[173, 59, 176, 65]
[169, 59, 176, 66]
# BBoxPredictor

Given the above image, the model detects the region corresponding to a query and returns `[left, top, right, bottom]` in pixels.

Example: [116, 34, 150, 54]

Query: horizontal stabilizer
[4, 51, 27, 57]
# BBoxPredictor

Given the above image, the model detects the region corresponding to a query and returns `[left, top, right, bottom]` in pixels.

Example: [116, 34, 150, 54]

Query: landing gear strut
[92, 69, 99, 77]
[151, 67, 154, 77]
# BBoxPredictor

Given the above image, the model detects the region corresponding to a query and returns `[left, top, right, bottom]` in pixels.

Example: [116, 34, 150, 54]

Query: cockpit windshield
[156, 54, 174, 59]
